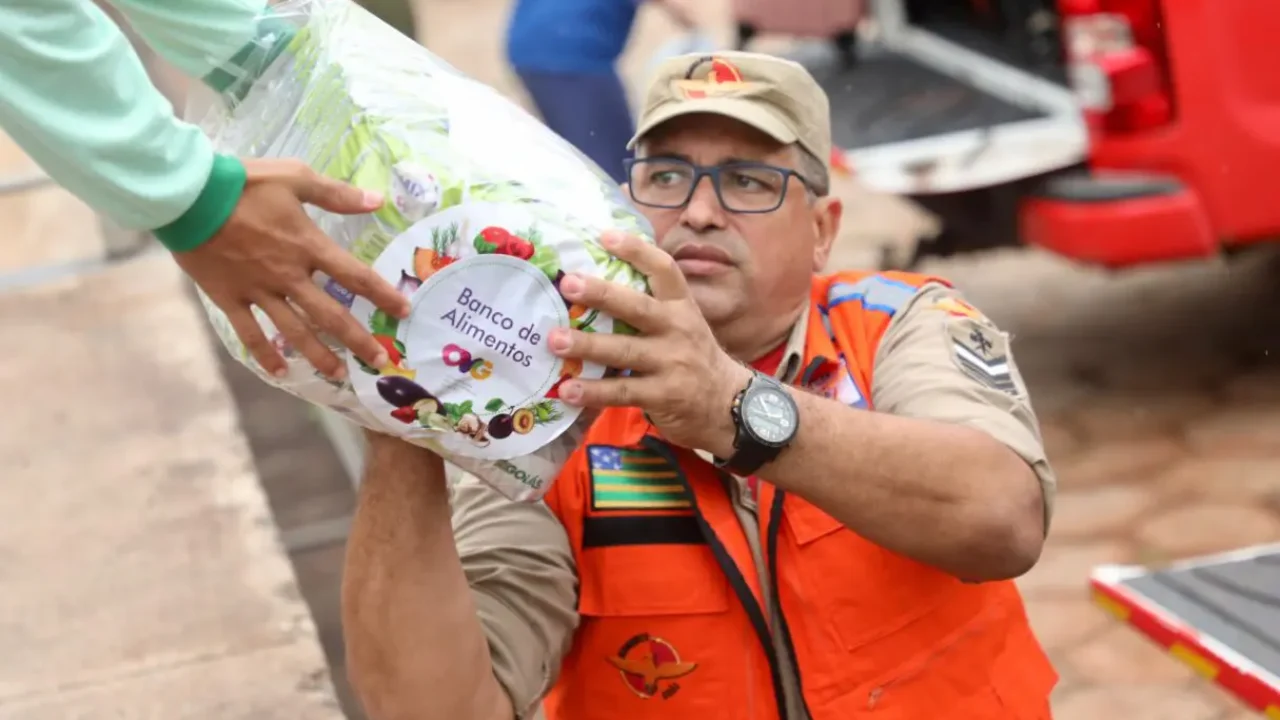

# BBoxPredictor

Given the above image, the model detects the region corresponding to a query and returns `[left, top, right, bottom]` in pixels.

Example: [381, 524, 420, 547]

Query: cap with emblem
[630, 51, 833, 171]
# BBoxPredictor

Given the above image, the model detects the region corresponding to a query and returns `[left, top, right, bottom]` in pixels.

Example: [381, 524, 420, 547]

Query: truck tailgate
[815, 51, 1041, 148]
[795, 27, 1086, 195]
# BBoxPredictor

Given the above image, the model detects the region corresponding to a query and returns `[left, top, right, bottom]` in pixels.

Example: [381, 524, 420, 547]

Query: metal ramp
[1092, 545, 1280, 717]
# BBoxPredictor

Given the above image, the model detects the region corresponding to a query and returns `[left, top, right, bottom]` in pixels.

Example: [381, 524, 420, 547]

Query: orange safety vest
[542, 270, 1057, 720]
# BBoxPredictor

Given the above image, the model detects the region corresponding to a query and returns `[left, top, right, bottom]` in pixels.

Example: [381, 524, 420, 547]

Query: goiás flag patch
[588, 445, 690, 511]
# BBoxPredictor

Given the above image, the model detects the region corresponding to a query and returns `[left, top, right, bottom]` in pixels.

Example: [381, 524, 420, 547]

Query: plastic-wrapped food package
[190, 0, 654, 501]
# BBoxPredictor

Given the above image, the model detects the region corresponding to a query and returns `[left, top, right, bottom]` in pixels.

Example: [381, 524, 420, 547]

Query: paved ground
[3, 0, 1279, 718]
[0, 250, 345, 717]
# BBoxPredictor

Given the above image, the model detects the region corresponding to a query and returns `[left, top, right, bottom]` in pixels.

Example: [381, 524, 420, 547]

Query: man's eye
[727, 172, 769, 191]
[650, 171, 682, 185]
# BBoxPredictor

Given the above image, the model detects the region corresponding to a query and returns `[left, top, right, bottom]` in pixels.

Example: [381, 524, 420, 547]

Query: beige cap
[630, 51, 832, 170]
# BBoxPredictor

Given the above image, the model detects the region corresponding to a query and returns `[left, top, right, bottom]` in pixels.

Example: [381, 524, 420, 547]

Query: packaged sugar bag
[190, 0, 653, 501]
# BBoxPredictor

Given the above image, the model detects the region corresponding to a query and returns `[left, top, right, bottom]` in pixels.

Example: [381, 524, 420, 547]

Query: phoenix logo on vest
[606, 633, 697, 700]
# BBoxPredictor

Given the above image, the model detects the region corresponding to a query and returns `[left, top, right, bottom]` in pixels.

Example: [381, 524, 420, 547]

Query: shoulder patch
[824, 275, 920, 317]
[933, 296, 986, 321]
[947, 319, 1020, 396]
[588, 445, 690, 511]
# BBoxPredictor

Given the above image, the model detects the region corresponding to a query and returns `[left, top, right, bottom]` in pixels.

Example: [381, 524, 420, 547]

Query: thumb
[291, 168, 384, 215]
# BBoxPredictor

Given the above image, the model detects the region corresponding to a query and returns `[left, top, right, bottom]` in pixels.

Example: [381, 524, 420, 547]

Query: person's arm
[104, 0, 294, 97]
[752, 284, 1052, 582]
[0, 0, 238, 247]
[343, 435, 579, 720]
[0, 0, 409, 377]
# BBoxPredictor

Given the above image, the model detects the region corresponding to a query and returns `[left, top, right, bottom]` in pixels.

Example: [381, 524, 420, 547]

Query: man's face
[629, 114, 841, 332]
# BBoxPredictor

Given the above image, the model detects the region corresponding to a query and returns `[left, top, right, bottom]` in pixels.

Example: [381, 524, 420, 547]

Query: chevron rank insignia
[588, 445, 691, 511]
[947, 319, 1020, 396]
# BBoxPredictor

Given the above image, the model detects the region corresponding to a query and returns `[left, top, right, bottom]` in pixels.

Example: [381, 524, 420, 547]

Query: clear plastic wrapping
[189, 0, 654, 501]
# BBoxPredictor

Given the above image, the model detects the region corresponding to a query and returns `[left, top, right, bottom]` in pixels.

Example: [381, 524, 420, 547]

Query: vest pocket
[562, 545, 748, 719]
[782, 497, 953, 653]
[832, 598, 1055, 719]
[578, 543, 729, 616]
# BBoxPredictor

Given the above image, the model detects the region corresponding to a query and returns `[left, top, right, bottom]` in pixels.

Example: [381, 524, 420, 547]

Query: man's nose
[681, 175, 725, 228]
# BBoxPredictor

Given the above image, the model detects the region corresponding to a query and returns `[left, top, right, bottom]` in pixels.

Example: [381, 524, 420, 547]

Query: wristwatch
[715, 371, 800, 476]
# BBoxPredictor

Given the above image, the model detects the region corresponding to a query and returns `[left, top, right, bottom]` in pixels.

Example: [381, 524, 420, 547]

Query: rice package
[191, 0, 653, 501]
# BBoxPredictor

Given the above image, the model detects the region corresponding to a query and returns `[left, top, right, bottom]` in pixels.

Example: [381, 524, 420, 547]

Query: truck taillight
[1061, 0, 1173, 134]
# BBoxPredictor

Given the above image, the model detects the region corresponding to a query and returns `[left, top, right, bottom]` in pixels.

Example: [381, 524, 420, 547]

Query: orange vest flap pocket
[578, 543, 730, 617]
[782, 495, 846, 546]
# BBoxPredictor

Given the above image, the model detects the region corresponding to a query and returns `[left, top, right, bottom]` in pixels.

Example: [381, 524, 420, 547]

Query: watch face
[743, 386, 796, 446]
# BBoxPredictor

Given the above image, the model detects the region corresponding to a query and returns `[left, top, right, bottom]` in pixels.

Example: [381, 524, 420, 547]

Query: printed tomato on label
[502, 236, 536, 260]
[390, 405, 417, 424]
[476, 226, 513, 253]
[373, 335, 404, 365]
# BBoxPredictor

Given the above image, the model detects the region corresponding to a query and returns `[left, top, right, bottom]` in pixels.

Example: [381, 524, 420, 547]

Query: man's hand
[173, 159, 410, 379]
[549, 232, 751, 456]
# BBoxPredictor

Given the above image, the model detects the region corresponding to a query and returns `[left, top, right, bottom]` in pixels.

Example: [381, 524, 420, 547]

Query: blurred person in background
[506, 0, 696, 183]
[0, 0, 411, 380]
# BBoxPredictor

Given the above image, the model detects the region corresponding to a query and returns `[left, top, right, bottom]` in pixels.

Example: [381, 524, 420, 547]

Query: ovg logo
[606, 633, 697, 700]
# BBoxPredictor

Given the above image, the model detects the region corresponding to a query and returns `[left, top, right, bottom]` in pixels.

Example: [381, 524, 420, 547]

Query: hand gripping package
[191, 0, 653, 501]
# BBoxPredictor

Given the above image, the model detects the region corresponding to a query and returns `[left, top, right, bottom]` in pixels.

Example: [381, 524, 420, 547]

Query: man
[506, 0, 695, 183]
[0, 0, 411, 379]
[342, 51, 1058, 720]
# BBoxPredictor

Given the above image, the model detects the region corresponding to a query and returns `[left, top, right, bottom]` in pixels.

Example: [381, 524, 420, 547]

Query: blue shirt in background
[506, 0, 640, 74]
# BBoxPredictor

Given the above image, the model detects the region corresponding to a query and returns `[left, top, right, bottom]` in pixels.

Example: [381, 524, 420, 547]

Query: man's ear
[811, 196, 843, 271]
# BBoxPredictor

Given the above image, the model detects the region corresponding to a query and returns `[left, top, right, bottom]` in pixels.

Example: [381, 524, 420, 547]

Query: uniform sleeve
[870, 283, 1056, 528]
[449, 472, 580, 719]
[0, 0, 244, 250]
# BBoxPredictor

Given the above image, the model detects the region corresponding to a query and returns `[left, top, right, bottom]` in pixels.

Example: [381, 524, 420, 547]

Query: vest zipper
[640, 437, 790, 720]
[766, 489, 815, 720]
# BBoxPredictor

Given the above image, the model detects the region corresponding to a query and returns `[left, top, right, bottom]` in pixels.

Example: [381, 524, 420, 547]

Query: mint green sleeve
[0, 0, 262, 252]
[107, 0, 282, 86]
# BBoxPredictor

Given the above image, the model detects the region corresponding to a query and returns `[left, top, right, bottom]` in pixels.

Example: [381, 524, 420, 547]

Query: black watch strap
[717, 437, 778, 477]
[714, 372, 792, 476]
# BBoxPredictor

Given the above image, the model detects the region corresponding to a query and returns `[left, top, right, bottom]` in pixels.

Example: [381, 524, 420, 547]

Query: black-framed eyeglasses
[623, 157, 813, 214]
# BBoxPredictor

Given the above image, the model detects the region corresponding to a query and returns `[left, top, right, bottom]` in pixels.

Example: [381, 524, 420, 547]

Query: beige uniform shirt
[447, 282, 1056, 719]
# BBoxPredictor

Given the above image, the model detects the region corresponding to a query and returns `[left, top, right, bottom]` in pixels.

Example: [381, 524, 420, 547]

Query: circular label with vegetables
[347, 202, 611, 460]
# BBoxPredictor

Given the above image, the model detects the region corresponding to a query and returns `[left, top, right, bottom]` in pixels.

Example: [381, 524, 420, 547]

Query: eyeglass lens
[628, 159, 788, 212]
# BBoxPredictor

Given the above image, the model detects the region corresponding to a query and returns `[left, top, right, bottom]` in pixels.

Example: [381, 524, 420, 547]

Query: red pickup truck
[773, 0, 1276, 268]
[1020, 0, 1278, 267]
